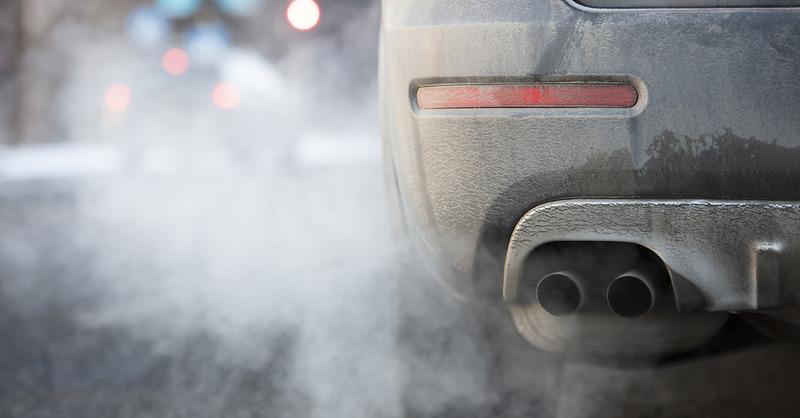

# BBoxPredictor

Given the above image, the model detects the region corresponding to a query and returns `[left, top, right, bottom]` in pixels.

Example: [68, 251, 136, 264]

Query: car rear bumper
[381, 0, 800, 301]
[504, 199, 800, 313]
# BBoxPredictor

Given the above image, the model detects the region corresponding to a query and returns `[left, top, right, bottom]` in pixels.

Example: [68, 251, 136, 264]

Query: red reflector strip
[416, 84, 638, 109]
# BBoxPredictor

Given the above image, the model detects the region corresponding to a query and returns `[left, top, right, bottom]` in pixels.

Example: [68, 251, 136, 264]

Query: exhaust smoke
[4, 2, 797, 417]
[0, 1, 556, 416]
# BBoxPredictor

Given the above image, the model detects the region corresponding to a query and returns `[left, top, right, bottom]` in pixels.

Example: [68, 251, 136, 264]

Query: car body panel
[381, 0, 800, 303]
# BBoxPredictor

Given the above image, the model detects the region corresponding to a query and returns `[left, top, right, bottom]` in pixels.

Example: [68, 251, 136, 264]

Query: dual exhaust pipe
[536, 260, 668, 318]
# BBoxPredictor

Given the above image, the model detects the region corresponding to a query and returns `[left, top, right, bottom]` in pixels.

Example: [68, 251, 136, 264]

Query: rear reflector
[416, 84, 638, 109]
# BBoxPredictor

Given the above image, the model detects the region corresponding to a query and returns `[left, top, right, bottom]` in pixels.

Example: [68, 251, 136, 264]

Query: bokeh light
[126, 6, 171, 49]
[212, 82, 241, 110]
[162, 48, 190, 75]
[216, 0, 261, 16]
[287, 0, 320, 31]
[155, 0, 202, 18]
[105, 84, 132, 112]
[184, 23, 231, 68]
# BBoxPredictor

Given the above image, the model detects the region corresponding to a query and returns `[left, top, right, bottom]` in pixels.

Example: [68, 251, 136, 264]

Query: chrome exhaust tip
[607, 265, 666, 318]
[536, 271, 583, 317]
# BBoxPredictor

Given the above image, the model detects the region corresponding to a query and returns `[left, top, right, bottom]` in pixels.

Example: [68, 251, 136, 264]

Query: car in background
[380, 0, 800, 360]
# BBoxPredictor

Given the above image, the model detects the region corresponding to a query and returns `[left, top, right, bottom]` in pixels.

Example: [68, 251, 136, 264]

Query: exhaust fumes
[0, 1, 554, 416]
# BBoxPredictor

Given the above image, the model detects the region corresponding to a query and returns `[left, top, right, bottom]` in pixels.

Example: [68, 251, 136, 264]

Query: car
[380, 0, 800, 360]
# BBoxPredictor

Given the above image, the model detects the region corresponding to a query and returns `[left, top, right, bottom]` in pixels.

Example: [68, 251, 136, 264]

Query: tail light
[416, 84, 638, 109]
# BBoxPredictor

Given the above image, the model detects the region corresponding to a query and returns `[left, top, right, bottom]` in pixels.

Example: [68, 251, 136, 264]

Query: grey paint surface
[381, 0, 800, 302]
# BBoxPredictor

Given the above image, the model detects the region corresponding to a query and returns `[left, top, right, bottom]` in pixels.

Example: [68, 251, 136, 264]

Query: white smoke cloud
[0, 1, 523, 417]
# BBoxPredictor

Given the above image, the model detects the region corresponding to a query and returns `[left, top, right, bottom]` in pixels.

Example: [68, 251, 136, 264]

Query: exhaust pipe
[536, 271, 583, 317]
[606, 260, 668, 318]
